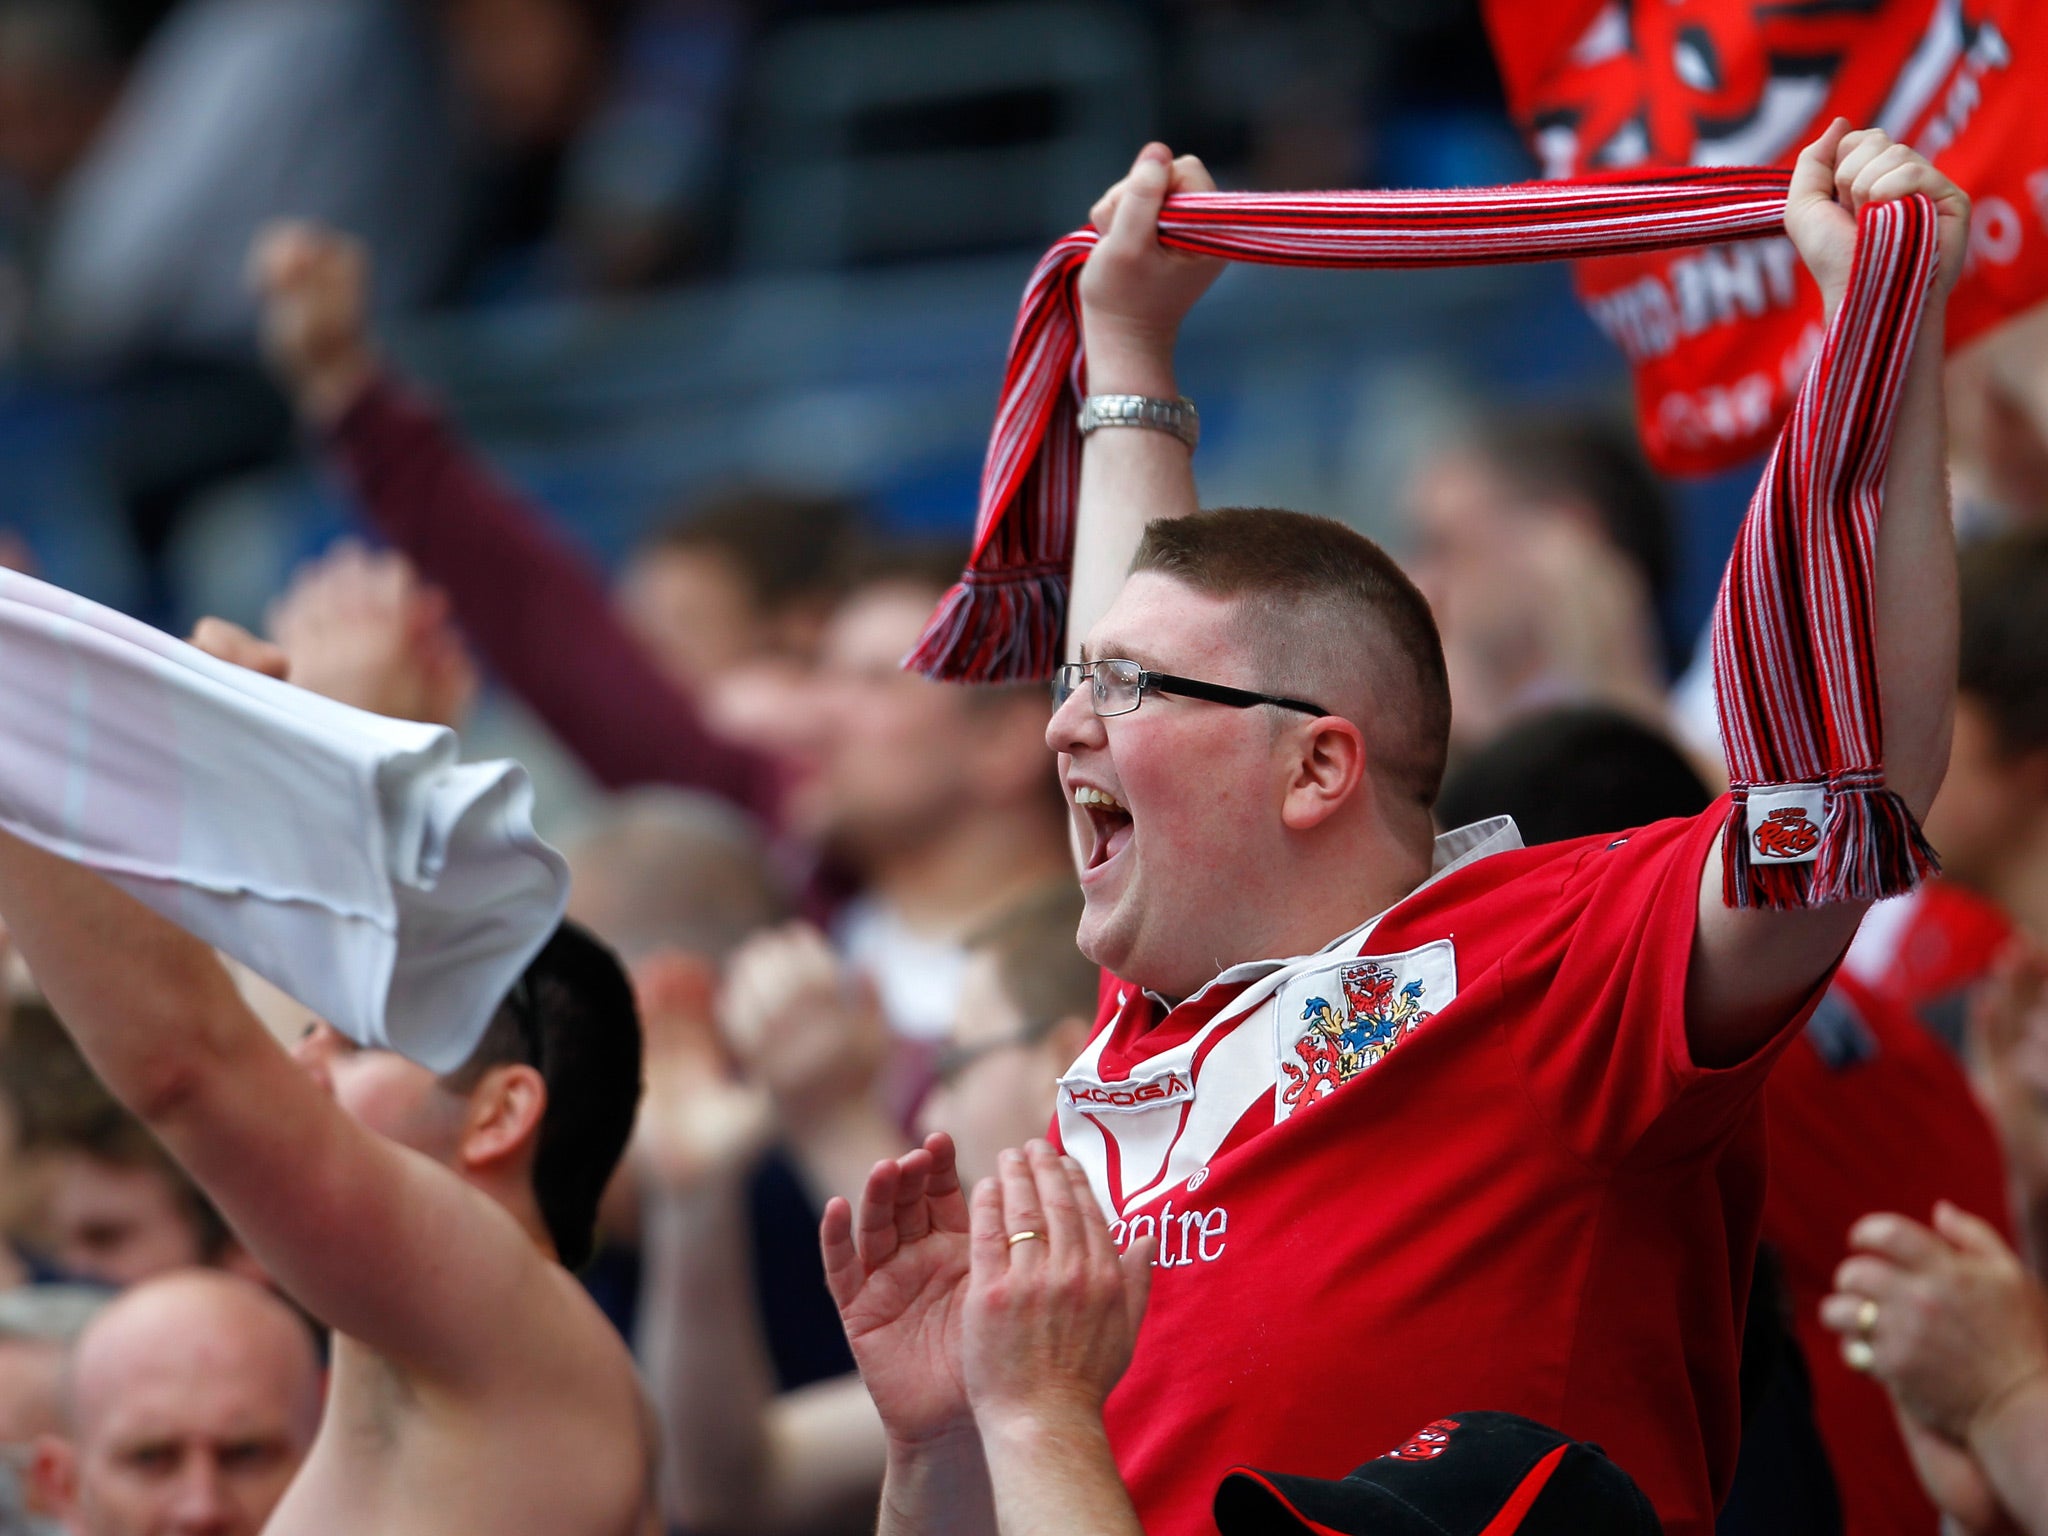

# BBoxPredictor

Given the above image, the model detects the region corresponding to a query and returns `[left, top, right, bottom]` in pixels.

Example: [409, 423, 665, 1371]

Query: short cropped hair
[1131, 507, 1452, 810]
[966, 881, 1096, 1038]
[1959, 530, 2048, 756]
[442, 922, 642, 1272]
[1435, 706, 1711, 844]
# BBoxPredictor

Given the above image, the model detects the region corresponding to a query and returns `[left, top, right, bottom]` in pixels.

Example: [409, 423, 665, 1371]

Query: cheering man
[825, 125, 1968, 1536]
[0, 640, 657, 1532]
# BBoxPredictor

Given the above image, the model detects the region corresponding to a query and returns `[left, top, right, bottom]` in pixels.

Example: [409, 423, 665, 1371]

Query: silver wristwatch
[1077, 394, 1200, 451]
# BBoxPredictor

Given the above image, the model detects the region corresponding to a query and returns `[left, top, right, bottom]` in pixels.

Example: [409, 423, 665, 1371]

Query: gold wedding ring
[1008, 1230, 1045, 1247]
[1856, 1298, 1880, 1335]
[1845, 1338, 1877, 1374]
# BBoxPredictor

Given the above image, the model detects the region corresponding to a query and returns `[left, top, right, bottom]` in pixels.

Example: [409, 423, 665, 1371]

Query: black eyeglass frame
[1052, 659, 1331, 720]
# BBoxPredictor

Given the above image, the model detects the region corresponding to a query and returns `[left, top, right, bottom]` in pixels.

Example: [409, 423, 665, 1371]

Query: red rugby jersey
[1764, 974, 2011, 1536]
[1054, 804, 1819, 1536]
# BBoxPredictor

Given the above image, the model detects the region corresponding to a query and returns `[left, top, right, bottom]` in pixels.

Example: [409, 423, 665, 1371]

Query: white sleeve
[0, 570, 566, 1072]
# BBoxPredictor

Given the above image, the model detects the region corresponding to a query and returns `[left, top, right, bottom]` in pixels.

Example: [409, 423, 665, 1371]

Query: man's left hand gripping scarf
[907, 168, 1940, 909]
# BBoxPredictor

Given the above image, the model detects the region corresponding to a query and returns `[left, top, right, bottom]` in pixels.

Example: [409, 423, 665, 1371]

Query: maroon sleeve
[324, 373, 783, 826]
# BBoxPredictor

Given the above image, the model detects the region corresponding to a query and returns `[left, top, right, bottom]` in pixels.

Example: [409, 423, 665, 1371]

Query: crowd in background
[0, 2, 2047, 1535]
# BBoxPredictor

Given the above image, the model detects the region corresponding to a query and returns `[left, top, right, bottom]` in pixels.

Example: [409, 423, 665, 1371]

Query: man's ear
[1279, 717, 1368, 832]
[459, 1064, 547, 1175]
[30, 1434, 77, 1522]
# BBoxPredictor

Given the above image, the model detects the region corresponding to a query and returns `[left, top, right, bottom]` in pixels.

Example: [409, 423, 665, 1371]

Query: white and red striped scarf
[907, 169, 1940, 907]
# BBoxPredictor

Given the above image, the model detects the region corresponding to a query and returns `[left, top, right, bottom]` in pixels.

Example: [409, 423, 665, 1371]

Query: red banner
[1485, 0, 2048, 475]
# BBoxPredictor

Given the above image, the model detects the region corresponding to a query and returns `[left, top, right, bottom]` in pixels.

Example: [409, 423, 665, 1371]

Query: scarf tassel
[903, 568, 1070, 684]
[1721, 777, 1941, 910]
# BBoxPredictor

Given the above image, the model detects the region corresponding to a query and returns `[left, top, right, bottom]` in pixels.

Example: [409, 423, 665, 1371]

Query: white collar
[1144, 817, 1525, 1008]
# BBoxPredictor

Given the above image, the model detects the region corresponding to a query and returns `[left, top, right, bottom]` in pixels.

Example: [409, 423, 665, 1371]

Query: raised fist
[1785, 120, 1970, 318]
[249, 221, 378, 424]
[1077, 143, 1226, 386]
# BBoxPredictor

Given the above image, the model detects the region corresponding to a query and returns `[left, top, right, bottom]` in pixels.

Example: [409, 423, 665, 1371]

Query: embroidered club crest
[1279, 960, 1433, 1112]
[1752, 806, 1820, 860]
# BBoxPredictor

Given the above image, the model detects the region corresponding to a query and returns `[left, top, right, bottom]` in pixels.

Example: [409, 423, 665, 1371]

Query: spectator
[1438, 707, 2015, 1536]
[614, 488, 862, 696]
[638, 879, 1094, 1533]
[1824, 1204, 2048, 1535]
[29, 1270, 319, 1536]
[1921, 532, 2048, 955]
[0, 1286, 104, 1536]
[1401, 410, 1675, 754]
[252, 221, 1074, 1066]
[875, 130, 1962, 1536]
[828, 1136, 1666, 1535]
[919, 881, 1096, 1187]
[2, 1002, 251, 1287]
[0, 603, 661, 1536]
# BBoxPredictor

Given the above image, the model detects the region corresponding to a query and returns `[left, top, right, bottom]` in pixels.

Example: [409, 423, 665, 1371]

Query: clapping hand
[720, 923, 887, 1120]
[265, 542, 477, 727]
[822, 1133, 977, 1449]
[961, 1140, 1154, 1435]
[1822, 1205, 2048, 1442]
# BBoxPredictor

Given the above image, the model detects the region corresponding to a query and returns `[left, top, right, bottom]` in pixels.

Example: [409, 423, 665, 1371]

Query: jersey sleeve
[1494, 799, 1828, 1167]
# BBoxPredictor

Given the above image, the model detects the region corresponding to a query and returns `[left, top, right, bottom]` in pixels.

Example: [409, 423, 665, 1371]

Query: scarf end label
[1744, 784, 1827, 864]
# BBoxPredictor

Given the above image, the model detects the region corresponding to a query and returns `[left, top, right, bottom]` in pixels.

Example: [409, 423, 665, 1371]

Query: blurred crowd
[0, 4, 2046, 1536]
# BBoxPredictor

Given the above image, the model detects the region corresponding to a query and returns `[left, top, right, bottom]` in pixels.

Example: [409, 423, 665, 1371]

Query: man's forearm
[877, 1433, 998, 1536]
[1872, 307, 1958, 817]
[1068, 331, 1199, 658]
[0, 827, 260, 1117]
[1969, 1374, 2048, 1532]
[638, 1169, 778, 1531]
[978, 1411, 1142, 1536]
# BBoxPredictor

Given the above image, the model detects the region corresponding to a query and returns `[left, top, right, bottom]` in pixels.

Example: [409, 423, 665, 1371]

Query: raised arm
[1065, 146, 1225, 658]
[1688, 124, 1970, 1066]
[0, 827, 551, 1385]
[251, 223, 783, 822]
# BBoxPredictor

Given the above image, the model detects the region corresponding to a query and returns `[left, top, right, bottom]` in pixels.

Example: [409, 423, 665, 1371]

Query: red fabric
[915, 177, 1940, 910]
[1859, 881, 2015, 1015]
[325, 374, 785, 826]
[1484, 0, 2048, 475]
[1055, 808, 1822, 1536]
[910, 170, 1791, 685]
[1710, 191, 1940, 906]
[1762, 973, 2011, 1536]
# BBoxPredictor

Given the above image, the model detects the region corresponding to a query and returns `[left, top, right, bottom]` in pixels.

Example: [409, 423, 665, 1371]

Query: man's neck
[869, 805, 1070, 936]
[1147, 831, 1435, 1008]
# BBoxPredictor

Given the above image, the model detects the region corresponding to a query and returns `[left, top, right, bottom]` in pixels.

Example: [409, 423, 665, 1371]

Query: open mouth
[1074, 785, 1134, 871]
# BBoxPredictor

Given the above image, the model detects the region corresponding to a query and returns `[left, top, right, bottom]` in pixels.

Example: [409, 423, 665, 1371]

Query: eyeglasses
[1052, 658, 1330, 720]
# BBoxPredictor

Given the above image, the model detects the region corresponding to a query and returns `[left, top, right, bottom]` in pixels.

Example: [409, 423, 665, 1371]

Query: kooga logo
[1063, 1070, 1193, 1114]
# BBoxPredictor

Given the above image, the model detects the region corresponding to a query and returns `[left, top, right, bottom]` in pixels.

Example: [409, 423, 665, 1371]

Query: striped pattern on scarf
[908, 169, 1939, 907]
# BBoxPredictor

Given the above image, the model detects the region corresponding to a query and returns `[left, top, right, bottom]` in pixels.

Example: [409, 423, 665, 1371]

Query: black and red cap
[1212, 1411, 1662, 1536]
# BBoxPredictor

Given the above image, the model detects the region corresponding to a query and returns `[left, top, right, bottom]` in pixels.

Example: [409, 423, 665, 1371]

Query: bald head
[563, 789, 787, 964]
[50, 1271, 319, 1536]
